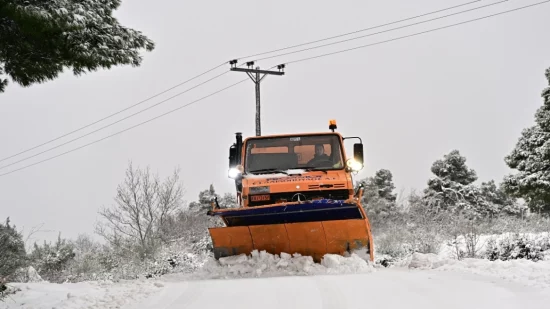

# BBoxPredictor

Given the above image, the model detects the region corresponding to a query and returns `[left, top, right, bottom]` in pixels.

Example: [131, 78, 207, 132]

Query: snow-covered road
[3, 252, 550, 309]
[131, 268, 550, 309]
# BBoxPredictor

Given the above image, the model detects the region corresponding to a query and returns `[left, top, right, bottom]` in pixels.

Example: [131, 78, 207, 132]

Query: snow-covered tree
[0, 0, 155, 92]
[423, 150, 477, 202]
[95, 162, 185, 260]
[503, 67, 550, 213]
[67, 234, 109, 277]
[29, 233, 75, 283]
[423, 150, 486, 216]
[429, 149, 478, 186]
[371, 169, 397, 202]
[0, 217, 26, 285]
[157, 185, 230, 247]
[358, 169, 398, 219]
[422, 150, 526, 219]
[188, 184, 220, 212]
[219, 192, 239, 208]
[479, 180, 525, 216]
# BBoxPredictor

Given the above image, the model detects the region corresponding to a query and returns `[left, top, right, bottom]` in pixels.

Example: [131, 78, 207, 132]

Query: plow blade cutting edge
[207, 199, 374, 262]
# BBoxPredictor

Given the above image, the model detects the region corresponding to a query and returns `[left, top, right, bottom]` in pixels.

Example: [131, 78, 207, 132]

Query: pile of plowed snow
[182, 250, 375, 280]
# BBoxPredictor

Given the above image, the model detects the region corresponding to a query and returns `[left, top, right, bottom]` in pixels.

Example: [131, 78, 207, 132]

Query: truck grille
[247, 189, 350, 207]
[308, 183, 346, 190]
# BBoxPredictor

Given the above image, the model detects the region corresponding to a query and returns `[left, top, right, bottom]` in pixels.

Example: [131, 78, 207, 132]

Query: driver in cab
[307, 144, 332, 167]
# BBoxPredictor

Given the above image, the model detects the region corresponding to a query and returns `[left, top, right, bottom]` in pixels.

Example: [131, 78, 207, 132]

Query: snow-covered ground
[2, 250, 550, 309]
[0, 279, 162, 309]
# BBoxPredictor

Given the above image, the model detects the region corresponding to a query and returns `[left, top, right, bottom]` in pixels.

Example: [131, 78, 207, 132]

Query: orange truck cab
[207, 120, 374, 262]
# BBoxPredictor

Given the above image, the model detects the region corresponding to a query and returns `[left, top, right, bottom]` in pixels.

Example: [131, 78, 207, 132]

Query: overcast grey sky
[1, 0, 549, 244]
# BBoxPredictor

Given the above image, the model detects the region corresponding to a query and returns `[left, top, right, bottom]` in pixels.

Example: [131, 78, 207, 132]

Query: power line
[1, 1, 547, 177]
[0, 77, 251, 177]
[0, 69, 232, 171]
[252, 0, 510, 63]
[0, 2, 490, 169]
[0, 0, 487, 163]
[0, 61, 228, 164]
[236, 0, 482, 59]
[284, 0, 550, 66]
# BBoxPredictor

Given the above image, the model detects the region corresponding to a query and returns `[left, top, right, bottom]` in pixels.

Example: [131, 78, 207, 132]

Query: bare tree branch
[95, 161, 185, 259]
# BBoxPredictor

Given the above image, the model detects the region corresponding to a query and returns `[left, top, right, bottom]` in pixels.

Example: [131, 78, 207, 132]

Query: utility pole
[229, 60, 285, 136]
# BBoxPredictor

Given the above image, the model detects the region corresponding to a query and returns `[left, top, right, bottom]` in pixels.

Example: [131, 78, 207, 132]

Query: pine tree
[0, 0, 155, 92]
[220, 192, 238, 208]
[0, 217, 27, 285]
[429, 150, 478, 186]
[372, 169, 397, 202]
[503, 67, 550, 213]
[479, 180, 525, 216]
[359, 169, 398, 219]
[188, 184, 220, 212]
[423, 150, 484, 216]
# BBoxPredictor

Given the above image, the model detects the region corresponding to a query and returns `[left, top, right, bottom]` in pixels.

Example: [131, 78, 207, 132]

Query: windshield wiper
[249, 168, 290, 175]
[304, 167, 328, 174]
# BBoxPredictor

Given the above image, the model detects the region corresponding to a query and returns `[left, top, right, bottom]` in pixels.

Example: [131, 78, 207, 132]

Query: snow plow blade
[207, 199, 374, 262]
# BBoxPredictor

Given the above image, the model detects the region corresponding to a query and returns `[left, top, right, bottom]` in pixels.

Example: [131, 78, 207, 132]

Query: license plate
[250, 194, 270, 202]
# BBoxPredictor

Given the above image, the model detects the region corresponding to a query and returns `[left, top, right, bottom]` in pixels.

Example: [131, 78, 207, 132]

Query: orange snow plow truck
[206, 120, 374, 262]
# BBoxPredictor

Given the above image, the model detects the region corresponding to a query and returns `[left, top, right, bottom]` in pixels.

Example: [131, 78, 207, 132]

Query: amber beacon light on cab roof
[206, 120, 374, 262]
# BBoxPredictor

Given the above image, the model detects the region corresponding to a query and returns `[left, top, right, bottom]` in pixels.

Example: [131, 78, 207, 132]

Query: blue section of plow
[211, 199, 363, 227]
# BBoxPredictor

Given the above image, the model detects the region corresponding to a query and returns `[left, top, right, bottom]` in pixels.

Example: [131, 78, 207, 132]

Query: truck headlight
[228, 165, 244, 179]
[346, 159, 363, 172]
[228, 168, 240, 179]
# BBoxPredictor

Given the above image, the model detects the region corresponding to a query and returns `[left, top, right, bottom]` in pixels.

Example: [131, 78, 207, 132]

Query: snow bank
[184, 250, 375, 280]
[438, 232, 550, 260]
[435, 258, 550, 290]
[0, 279, 164, 309]
[145, 239, 212, 276]
[12, 266, 43, 283]
[407, 252, 550, 290]
[408, 252, 447, 269]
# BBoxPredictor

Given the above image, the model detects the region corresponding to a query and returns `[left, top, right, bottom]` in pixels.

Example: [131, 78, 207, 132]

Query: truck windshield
[244, 134, 344, 174]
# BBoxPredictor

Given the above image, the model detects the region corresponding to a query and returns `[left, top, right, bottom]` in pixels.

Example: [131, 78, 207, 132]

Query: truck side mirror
[229, 146, 237, 168]
[353, 143, 364, 164]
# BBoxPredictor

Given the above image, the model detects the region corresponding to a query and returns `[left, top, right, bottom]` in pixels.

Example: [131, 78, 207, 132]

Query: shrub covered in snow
[0, 217, 27, 297]
[28, 233, 76, 283]
[369, 196, 550, 265]
[365, 148, 550, 266]
[484, 233, 550, 262]
[12, 266, 43, 283]
[20, 178, 222, 283]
